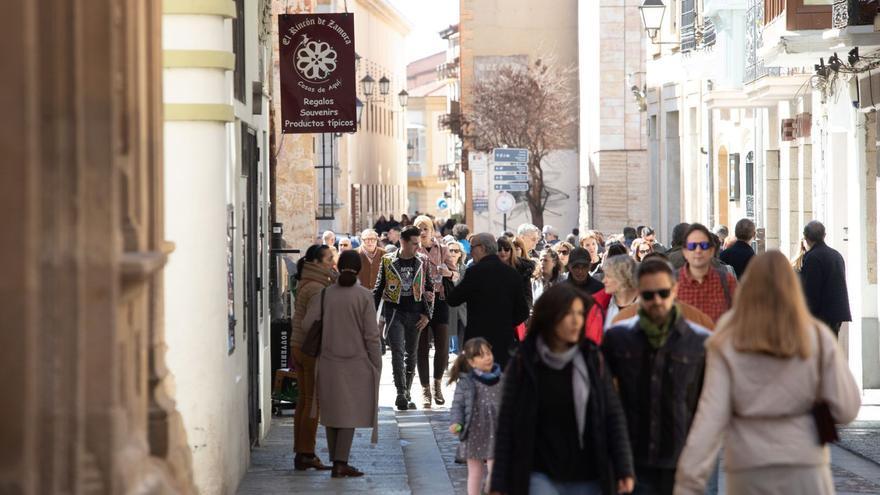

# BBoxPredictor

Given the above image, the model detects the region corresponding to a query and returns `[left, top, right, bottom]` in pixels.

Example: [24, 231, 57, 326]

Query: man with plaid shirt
[676, 223, 737, 323]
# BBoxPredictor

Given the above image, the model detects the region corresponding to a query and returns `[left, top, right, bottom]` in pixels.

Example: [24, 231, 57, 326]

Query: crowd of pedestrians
[288, 213, 862, 494]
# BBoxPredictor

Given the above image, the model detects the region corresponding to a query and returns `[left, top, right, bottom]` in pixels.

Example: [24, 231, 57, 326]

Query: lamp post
[379, 76, 391, 97]
[398, 89, 408, 108]
[639, 0, 677, 45]
[360, 75, 375, 97]
[356, 97, 365, 126]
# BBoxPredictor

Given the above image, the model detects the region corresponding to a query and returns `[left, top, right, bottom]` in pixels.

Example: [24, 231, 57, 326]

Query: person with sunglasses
[603, 258, 711, 495]
[676, 223, 738, 323]
[552, 241, 575, 272]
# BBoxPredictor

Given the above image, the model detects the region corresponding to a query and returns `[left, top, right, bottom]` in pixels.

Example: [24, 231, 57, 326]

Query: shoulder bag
[811, 324, 839, 444]
[302, 288, 326, 358]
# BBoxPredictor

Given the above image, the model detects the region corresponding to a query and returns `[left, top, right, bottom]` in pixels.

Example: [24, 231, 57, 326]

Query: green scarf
[638, 304, 681, 349]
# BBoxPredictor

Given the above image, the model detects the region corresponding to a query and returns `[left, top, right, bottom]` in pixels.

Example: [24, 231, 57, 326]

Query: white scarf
[536, 336, 590, 448]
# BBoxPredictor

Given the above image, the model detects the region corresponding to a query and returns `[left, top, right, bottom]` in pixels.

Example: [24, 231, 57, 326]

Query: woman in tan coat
[303, 250, 382, 478]
[675, 251, 861, 495]
[290, 244, 334, 471]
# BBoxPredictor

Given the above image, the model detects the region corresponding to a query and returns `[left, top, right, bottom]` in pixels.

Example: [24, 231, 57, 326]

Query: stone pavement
[239, 351, 880, 494]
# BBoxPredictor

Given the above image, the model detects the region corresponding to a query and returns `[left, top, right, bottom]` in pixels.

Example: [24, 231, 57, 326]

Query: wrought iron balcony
[438, 163, 457, 181]
[436, 58, 460, 80]
[833, 0, 879, 28]
[438, 101, 465, 137]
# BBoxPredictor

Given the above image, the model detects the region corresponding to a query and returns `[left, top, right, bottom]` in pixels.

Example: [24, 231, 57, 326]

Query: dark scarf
[472, 363, 502, 385]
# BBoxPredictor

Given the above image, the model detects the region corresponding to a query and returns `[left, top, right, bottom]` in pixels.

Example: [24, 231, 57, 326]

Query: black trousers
[385, 307, 422, 394]
[633, 467, 675, 495]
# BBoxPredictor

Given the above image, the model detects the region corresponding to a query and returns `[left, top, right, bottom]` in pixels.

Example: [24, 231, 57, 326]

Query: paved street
[238, 354, 880, 494]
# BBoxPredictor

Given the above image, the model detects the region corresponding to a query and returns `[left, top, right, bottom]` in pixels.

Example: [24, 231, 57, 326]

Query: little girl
[448, 338, 503, 495]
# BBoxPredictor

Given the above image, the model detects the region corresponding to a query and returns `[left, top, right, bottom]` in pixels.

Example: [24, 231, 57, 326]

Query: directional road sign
[494, 183, 529, 191]
[493, 164, 528, 172]
[493, 148, 529, 163]
[494, 174, 528, 181]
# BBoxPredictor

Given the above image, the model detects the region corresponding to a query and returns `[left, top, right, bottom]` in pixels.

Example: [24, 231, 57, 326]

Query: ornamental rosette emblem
[294, 34, 338, 83]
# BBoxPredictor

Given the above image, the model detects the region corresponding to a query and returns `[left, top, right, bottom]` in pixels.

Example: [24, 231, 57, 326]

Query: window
[729, 153, 741, 201]
[408, 128, 426, 175]
[315, 134, 337, 219]
[233, 0, 246, 103]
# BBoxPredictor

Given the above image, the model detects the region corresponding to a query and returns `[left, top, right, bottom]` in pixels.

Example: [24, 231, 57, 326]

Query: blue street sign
[494, 174, 528, 181]
[493, 164, 528, 172]
[494, 183, 529, 191]
[493, 148, 529, 163]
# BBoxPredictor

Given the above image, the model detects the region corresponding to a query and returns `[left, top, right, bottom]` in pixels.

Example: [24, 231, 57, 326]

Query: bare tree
[468, 59, 578, 227]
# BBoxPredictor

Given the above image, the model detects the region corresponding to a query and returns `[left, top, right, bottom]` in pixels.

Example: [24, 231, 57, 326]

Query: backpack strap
[716, 266, 732, 308]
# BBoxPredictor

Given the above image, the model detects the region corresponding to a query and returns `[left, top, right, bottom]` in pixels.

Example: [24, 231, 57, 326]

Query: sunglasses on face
[685, 241, 712, 251]
[499, 246, 512, 252]
[641, 289, 672, 300]
[558, 250, 570, 255]
[449, 249, 461, 253]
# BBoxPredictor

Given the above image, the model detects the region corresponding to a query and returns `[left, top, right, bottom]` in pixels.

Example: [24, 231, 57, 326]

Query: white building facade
[162, 0, 273, 492]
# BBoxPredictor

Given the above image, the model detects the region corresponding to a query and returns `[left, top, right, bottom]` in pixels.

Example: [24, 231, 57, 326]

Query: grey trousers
[325, 427, 355, 463]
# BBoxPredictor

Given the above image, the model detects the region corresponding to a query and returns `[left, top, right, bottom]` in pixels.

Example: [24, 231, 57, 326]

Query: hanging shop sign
[279, 13, 356, 134]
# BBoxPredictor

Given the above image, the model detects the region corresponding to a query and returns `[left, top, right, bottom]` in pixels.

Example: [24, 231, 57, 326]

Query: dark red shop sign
[279, 13, 356, 134]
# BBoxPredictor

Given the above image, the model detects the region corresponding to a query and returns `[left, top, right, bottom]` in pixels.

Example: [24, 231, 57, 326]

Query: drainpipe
[707, 80, 715, 227]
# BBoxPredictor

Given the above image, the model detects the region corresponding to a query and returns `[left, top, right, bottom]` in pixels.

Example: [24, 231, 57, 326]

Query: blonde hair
[710, 251, 813, 359]
[580, 230, 599, 248]
[413, 215, 434, 232]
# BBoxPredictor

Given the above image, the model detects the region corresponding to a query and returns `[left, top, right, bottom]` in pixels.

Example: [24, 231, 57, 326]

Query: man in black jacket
[446, 233, 529, 369]
[603, 258, 710, 495]
[719, 218, 756, 279]
[566, 247, 605, 294]
[800, 220, 852, 337]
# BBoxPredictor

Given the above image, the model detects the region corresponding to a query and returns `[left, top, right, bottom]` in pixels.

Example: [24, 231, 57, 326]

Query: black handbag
[811, 324, 839, 444]
[301, 288, 325, 358]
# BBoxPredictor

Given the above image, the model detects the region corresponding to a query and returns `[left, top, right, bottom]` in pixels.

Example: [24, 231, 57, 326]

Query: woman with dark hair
[491, 283, 635, 495]
[532, 248, 564, 302]
[302, 250, 382, 478]
[291, 244, 335, 471]
[503, 237, 537, 309]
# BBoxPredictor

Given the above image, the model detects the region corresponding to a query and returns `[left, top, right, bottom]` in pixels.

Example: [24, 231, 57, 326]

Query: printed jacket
[372, 250, 432, 316]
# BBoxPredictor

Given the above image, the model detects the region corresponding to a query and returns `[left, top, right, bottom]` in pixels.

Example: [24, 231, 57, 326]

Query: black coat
[603, 315, 708, 470]
[719, 240, 755, 279]
[447, 254, 529, 369]
[800, 242, 852, 325]
[490, 336, 634, 495]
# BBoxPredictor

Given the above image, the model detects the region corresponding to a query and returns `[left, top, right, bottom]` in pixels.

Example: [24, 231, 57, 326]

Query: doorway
[242, 124, 261, 446]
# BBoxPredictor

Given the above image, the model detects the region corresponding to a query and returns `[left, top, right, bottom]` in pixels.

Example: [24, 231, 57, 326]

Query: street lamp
[360, 75, 375, 97]
[398, 89, 409, 108]
[355, 97, 364, 125]
[639, 0, 668, 43]
[379, 76, 391, 96]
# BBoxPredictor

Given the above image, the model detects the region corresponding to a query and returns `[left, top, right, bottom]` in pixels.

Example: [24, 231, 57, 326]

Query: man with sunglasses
[603, 258, 710, 495]
[676, 223, 738, 323]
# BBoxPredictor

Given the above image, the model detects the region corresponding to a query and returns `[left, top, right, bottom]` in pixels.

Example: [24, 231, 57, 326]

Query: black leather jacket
[602, 315, 709, 470]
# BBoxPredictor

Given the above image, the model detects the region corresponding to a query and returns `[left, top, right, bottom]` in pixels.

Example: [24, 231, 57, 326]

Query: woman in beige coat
[303, 250, 382, 478]
[290, 244, 334, 471]
[675, 251, 861, 495]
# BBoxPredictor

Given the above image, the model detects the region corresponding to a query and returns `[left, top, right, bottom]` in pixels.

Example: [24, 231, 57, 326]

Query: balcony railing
[437, 57, 460, 80]
[438, 163, 457, 181]
[833, 0, 879, 28]
[764, 0, 832, 30]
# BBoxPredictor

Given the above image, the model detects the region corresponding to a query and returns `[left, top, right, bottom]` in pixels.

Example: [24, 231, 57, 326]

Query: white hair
[517, 223, 540, 237]
[360, 228, 378, 238]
